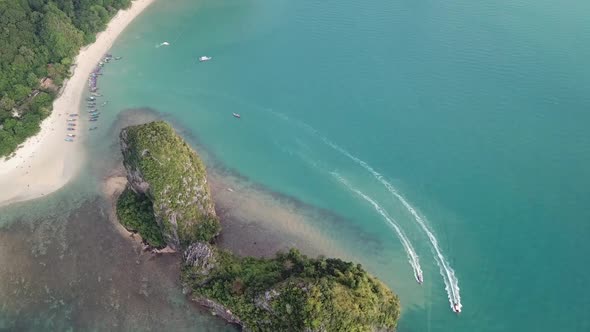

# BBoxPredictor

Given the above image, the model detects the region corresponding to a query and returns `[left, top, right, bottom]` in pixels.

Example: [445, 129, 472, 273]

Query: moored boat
[199, 56, 212, 62]
[232, 113, 241, 118]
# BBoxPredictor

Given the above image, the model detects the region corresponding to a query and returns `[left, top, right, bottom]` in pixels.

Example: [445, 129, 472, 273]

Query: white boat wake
[257, 110, 463, 312]
[332, 173, 424, 285]
[324, 139, 462, 312]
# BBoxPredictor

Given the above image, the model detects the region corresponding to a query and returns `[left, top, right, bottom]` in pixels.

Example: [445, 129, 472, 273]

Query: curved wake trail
[332, 173, 424, 284]
[258, 111, 462, 311]
[324, 140, 462, 312]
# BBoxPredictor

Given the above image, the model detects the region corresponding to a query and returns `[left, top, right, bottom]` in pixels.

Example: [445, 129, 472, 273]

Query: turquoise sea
[2, 0, 590, 330]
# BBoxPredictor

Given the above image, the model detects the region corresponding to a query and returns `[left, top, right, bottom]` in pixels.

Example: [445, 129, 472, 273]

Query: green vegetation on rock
[120, 121, 220, 249]
[182, 244, 401, 331]
[116, 121, 400, 331]
[0, 0, 132, 157]
[116, 187, 165, 248]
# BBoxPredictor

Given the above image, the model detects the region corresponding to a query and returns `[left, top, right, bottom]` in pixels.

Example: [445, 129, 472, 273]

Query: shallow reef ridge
[116, 121, 400, 331]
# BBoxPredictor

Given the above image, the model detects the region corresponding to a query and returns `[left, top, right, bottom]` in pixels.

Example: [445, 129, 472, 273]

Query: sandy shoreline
[0, 0, 156, 207]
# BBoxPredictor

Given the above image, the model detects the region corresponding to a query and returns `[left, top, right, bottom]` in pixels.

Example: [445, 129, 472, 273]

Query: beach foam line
[332, 172, 424, 284]
[323, 139, 462, 312]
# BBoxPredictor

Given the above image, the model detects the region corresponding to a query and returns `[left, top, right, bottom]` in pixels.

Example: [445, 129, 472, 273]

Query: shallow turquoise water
[4, 0, 590, 330]
[98, 0, 590, 330]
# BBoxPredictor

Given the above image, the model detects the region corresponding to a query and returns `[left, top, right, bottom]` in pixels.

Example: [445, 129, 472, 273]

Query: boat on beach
[67, 128, 75, 131]
[199, 56, 212, 62]
[67, 134, 76, 137]
[67, 119, 77, 122]
[89, 118, 98, 122]
[68, 123, 77, 127]
[65, 138, 74, 142]
[69, 114, 78, 117]
[232, 113, 241, 118]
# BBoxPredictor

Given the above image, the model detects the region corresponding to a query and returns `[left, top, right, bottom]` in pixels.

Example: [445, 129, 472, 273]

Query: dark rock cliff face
[119, 121, 220, 250]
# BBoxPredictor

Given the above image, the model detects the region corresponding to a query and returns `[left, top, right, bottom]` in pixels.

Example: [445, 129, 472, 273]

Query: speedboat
[161, 41, 170, 46]
[416, 274, 423, 284]
[199, 56, 212, 62]
[452, 303, 461, 314]
[232, 113, 241, 118]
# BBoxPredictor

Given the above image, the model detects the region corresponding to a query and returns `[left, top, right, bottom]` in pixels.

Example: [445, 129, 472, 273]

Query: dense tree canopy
[0, 0, 131, 157]
[182, 246, 401, 331]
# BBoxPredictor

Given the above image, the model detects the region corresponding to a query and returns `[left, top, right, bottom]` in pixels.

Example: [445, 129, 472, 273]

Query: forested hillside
[0, 0, 131, 156]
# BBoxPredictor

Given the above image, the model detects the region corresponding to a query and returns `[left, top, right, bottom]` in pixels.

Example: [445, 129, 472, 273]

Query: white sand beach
[0, 0, 156, 207]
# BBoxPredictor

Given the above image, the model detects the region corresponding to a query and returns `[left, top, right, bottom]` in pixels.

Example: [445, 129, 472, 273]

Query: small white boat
[161, 41, 170, 46]
[452, 303, 461, 314]
[199, 56, 212, 62]
[232, 113, 241, 118]
[67, 119, 77, 122]
[67, 134, 76, 137]
[227, 188, 234, 192]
